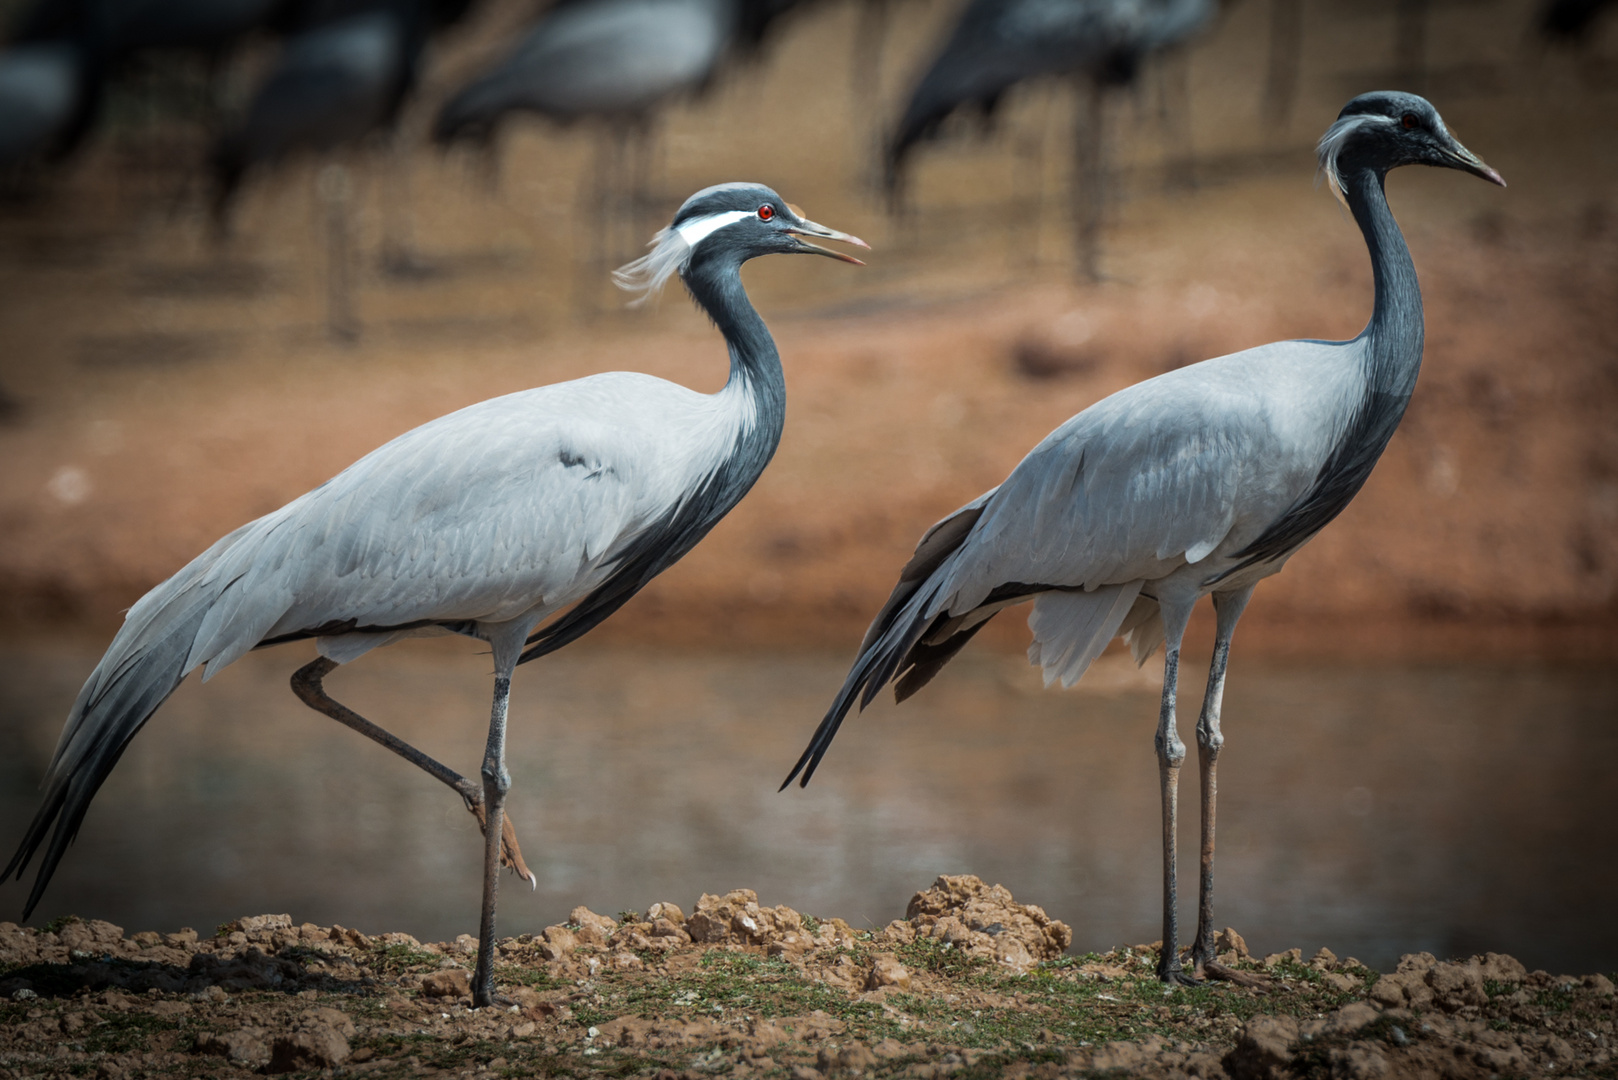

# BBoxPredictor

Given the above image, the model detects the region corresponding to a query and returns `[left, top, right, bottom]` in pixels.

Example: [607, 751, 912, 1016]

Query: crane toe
[468, 798, 537, 888]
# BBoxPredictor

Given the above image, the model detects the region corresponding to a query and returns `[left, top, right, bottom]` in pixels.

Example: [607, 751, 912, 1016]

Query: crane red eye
[758, 204, 774, 221]
[1401, 113, 1418, 130]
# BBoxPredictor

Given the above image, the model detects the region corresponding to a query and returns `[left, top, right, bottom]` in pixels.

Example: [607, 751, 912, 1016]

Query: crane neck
[680, 255, 788, 452]
[1341, 163, 1423, 399]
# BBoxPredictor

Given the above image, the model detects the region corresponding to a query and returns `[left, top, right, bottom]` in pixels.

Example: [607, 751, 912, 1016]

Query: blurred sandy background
[0, 0, 1615, 661]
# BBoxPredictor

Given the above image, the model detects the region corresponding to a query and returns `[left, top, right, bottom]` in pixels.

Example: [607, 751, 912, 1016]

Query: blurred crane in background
[885, 0, 1215, 280]
[1538, 0, 1617, 43]
[433, 0, 738, 296]
[3, 181, 866, 1009]
[0, 0, 103, 174]
[788, 91, 1504, 984]
[211, 0, 477, 338]
[1, 0, 303, 177]
[0, 38, 100, 171]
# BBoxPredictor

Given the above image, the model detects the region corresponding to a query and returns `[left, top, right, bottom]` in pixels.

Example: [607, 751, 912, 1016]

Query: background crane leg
[1071, 76, 1106, 283]
[290, 657, 535, 885]
[1153, 598, 1195, 985]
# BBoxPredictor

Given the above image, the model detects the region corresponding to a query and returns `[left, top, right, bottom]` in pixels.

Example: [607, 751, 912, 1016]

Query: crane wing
[177, 373, 720, 677]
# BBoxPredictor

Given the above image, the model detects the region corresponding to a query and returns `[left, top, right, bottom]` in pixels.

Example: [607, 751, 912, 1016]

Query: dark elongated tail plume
[782, 496, 992, 790]
[3, 585, 215, 917]
[779, 576, 946, 792]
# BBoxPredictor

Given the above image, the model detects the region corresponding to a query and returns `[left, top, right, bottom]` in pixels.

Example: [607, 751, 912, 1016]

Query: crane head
[1317, 91, 1505, 204]
[614, 182, 868, 304]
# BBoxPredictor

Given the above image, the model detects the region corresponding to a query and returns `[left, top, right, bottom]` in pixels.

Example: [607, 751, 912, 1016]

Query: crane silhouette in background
[3, 181, 865, 1008]
[211, 0, 476, 337]
[433, 0, 738, 295]
[885, 0, 1214, 280]
[787, 92, 1503, 985]
[1538, 0, 1617, 43]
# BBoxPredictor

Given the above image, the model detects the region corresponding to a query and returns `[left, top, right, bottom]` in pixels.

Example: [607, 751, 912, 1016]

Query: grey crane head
[1317, 91, 1505, 201]
[614, 182, 868, 304]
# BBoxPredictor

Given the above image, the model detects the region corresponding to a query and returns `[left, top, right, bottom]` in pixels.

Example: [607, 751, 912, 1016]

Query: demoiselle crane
[1538, 0, 1616, 42]
[0, 0, 103, 172]
[432, 0, 737, 290]
[211, 0, 441, 337]
[0, 41, 98, 170]
[4, 182, 867, 1006]
[787, 92, 1502, 984]
[886, 0, 1213, 280]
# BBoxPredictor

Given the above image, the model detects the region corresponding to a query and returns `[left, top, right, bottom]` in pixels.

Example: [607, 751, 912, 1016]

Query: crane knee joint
[480, 763, 511, 796]
[1155, 732, 1187, 768]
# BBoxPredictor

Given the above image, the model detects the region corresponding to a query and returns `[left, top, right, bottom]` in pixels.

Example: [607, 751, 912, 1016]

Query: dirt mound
[3, 880, 1614, 1078]
[898, 873, 1074, 973]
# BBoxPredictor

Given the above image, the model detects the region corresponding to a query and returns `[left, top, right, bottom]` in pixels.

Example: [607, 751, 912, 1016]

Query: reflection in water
[1, 637, 1612, 974]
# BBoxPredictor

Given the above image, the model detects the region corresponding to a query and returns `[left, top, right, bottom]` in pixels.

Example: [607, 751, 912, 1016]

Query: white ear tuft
[1315, 112, 1395, 207]
[612, 209, 756, 307]
[612, 227, 692, 307]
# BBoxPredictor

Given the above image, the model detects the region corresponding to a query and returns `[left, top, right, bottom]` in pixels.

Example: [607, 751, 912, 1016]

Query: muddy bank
[3, 875, 1614, 1078]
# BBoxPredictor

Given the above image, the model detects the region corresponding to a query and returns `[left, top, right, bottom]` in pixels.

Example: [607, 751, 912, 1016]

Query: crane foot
[467, 799, 537, 889]
[1201, 960, 1271, 989]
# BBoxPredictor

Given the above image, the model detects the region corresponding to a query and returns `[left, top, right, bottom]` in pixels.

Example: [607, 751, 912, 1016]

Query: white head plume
[612, 208, 756, 306]
[1315, 111, 1396, 205]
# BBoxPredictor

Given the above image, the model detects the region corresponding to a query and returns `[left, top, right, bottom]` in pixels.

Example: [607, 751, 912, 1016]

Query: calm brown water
[1, 637, 1613, 975]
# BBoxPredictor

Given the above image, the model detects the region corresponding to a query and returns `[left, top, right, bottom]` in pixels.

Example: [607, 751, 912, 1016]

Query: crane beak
[786, 215, 870, 265]
[1442, 137, 1506, 187]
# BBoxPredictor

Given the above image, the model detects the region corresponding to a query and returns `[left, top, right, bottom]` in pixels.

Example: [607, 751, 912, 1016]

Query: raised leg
[290, 657, 535, 887]
[1189, 586, 1258, 983]
[471, 630, 524, 1008]
[1154, 598, 1195, 985]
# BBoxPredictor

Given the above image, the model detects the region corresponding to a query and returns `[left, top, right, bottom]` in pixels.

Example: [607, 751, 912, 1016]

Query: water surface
[1, 637, 1612, 975]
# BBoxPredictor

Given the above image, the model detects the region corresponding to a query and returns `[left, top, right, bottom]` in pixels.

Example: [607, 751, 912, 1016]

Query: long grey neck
[1214, 161, 1428, 579]
[681, 256, 788, 482]
[1344, 164, 1423, 399]
[514, 253, 788, 663]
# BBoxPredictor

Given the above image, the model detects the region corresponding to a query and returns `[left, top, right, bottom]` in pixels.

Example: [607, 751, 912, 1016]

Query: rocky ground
[2, 876, 1614, 1079]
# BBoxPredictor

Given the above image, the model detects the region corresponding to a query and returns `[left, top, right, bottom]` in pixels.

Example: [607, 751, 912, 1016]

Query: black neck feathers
[518, 252, 787, 663]
[1218, 162, 1425, 580]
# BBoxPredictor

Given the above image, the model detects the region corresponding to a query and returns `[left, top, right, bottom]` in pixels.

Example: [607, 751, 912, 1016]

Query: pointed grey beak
[786, 215, 870, 265]
[1444, 137, 1506, 187]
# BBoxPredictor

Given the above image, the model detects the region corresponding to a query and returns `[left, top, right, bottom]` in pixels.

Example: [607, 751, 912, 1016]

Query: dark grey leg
[317, 164, 359, 343]
[1154, 599, 1195, 985]
[471, 638, 521, 1008]
[1189, 586, 1255, 979]
[1262, 0, 1302, 128]
[290, 657, 535, 886]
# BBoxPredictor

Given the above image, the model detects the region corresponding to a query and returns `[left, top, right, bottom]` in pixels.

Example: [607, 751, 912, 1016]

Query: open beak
[786, 212, 870, 265]
[1444, 137, 1506, 187]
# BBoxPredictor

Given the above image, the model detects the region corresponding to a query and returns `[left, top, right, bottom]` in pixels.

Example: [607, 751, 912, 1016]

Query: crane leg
[1188, 586, 1268, 987]
[289, 657, 536, 887]
[1153, 598, 1195, 985]
[471, 632, 522, 1008]
[1072, 77, 1106, 283]
[1261, 0, 1303, 129]
[317, 164, 360, 343]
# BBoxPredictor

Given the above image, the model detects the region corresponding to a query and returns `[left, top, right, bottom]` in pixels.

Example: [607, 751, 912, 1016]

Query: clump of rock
[894, 873, 1074, 972]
